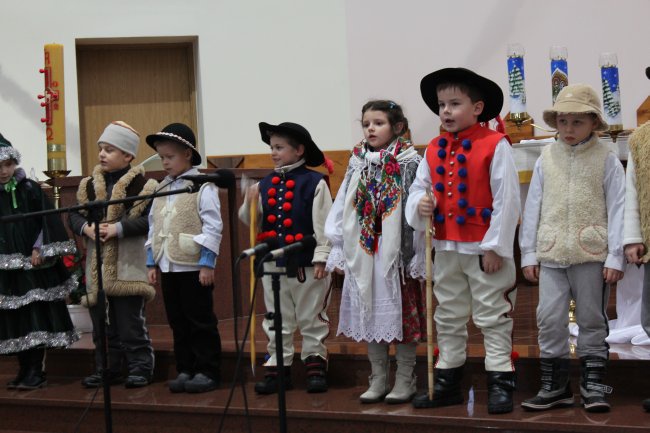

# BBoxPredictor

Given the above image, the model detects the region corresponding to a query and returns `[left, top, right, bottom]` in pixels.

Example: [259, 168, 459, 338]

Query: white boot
[385, 343, 417, 404]
[359, 342, 390, 403]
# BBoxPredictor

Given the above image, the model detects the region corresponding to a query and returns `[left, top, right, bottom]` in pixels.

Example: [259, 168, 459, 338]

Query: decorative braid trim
[0, 330, 80, 355]
[153, 132, 195, 149]
[0, 274, 79, 309]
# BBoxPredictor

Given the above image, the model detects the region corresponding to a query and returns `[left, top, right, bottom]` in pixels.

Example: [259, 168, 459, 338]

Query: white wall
[2, 0, 649, 175]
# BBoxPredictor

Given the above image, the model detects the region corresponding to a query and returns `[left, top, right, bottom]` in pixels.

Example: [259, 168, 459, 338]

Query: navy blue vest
[259, 166, 323, 267]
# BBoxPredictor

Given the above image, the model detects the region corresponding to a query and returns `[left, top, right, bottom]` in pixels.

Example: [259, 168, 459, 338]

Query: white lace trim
[325, 244, 345, 273]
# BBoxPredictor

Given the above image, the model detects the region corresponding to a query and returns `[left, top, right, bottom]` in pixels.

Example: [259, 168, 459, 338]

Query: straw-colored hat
[543, 84, 608, 131]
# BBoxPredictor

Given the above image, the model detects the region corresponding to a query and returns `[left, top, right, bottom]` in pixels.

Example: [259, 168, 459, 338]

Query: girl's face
[556, 113, 598, 146]
[155, 141, 193, 178]
[269, 135, 304, 168]
[98, 142, 133, 173]
[0, 159, 17, 184]
[362, 110, 399, 150]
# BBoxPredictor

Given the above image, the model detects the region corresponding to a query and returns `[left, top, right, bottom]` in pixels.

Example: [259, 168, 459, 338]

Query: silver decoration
[0, 330, 80, 355]
[0, 146, 21, 164]
[40, 240, 77, 257]
[0, 240, 76, 270]
[0, 274, 79, 310]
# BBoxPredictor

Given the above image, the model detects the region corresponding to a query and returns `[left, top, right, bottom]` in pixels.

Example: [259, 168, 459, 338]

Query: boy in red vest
[406, 68, 521, 414]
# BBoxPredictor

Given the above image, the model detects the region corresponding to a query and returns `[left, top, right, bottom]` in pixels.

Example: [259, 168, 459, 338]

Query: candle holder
[599, 52, 623, 142]
[550, 46, 569, 104]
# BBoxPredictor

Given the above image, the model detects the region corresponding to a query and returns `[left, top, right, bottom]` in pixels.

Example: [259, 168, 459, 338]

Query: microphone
[180, 169, 236, 189]
[646, 66, 650, 80]
[266, 235, 317, 260]
[239, 237, 280, 259]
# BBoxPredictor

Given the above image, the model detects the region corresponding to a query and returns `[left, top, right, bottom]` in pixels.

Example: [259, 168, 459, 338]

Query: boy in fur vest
[519, 84, 625, 413]
[145, 123, 223, 394]
[69, 121, 158, 389]
[624, 117, 650, 412]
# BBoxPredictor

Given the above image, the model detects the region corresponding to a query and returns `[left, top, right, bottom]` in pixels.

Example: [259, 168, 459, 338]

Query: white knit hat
[97, 121, 140, 157]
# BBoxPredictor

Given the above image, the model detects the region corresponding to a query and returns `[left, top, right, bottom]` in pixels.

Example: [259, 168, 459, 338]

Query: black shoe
[6, 368, 27, 390]
[412, 366, 464, 409]
[81, 371, 124, 388]
[168, 372, 193, 393]
[305, 356, 328, 393]
[522, 358, 574, 411]
[255, 367, 293, 395]
[16, 370, 47, 390]
[487, 371, 516, 414]
[125, 374, 152, 388]
[184, 373, 219, 393]
[580, 357, 611, 413]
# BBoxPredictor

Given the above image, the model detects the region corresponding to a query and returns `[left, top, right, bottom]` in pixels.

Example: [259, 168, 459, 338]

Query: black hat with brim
[259, 122, 325, 167]
[146, 123, 201, 166]
[420, 68, 504, 122]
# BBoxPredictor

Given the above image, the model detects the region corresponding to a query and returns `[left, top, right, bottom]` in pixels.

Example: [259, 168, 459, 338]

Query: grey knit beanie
[97, 121, 140, 157]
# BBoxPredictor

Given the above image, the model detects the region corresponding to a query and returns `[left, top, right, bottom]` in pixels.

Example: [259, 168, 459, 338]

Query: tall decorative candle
[507, 43, 527, 120]
[41, 44, 67, 172]
[550, 46, 568, 104]
[599, 52, 623, 131]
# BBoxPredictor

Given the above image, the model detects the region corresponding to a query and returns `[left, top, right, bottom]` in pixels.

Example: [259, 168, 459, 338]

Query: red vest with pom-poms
[426, 123, 505, 243]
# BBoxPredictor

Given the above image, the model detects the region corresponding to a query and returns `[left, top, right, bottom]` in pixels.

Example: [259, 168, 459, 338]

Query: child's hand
[603, 267, 624, 284]
[99, 223, 117, 242]
[522, 265, 539, 283]
[246, 184, 259, 204]
[418, 195, 435, 217]
[481, 250, 503, 274]
[313, 262, 327, 280]
[147, 267, 158, 285]
[625, 243, 645, 265]
[199, 267, 214, 287]
[31, 248, 43, 267]
[334, 267, 344, 275]
[83, 223, 96, 241]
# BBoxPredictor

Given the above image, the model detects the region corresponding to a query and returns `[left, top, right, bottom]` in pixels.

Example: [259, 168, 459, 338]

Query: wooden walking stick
[249, 196, 258, 374]
[425, 207, 434, 401]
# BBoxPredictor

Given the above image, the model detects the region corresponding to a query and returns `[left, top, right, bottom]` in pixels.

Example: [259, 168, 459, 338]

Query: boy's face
[362, 109, 399, 150]
[0, 159, 17, 184]
[155, 141, 193, 178]
[98, 143, 133, 173]
[556, 113, 598, 146]
[269, 135, 304, 168]
[437, 87, 484, 134]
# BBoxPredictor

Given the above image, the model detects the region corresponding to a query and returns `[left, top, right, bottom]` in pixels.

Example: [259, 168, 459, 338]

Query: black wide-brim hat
[258, 122, 325, 167]
[146, 123, 201, 166]
[420, 68, 504, 123]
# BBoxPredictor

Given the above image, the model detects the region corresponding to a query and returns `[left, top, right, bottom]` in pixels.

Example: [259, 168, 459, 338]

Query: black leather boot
[521, 358, 574, 411]
[304, 356, 328, 393]
[412, 366, 464, 409]
[487, 371, 516, 414]
[580, 357, 611, 413]
[16, 348, 47, 390]
[7, 351, 30, 389]
[254, 366, 292, 395]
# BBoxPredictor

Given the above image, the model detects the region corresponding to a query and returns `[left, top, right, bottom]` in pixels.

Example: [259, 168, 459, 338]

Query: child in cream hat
[519, 84, 625, 413]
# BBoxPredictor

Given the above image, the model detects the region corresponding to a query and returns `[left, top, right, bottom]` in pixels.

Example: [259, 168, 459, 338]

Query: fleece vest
[628, 122, 650, 262]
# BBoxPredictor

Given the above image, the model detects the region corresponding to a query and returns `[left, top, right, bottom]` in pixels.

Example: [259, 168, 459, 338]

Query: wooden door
[76, 43, 197, 174]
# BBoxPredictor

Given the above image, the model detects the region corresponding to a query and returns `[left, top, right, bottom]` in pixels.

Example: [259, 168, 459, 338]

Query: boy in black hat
[239, 121, 333, 394]
[145, 123, 223, 393]
[405, 68, 521, 413]
[70, 121, 158, 389]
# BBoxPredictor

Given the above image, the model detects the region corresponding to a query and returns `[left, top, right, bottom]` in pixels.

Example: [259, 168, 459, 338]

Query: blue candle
[550, 46, 568, 104]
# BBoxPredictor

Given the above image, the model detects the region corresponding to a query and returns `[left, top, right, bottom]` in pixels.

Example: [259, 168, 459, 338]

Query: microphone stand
[0, 182, 203, 433]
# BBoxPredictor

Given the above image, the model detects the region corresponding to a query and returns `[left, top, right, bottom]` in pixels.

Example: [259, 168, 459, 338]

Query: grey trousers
[642, 263, 650, 339]
[538, 263, 610, 359]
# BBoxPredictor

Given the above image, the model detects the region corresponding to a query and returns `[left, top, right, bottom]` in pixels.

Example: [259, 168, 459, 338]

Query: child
[69, 121, 158, 389]
[0, 133, 79, 390]
[239, 121, 333, 394]
[325, 101, 425, 404]
[625, 117, 650, 412]
[145, 123, 223, 393]
[519, 84, 625, 413]
[406, 68, 521, 414]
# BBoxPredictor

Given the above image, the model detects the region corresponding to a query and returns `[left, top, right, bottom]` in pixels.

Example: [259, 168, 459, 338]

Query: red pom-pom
[286, 180, 295, 189]
[434, 347, 440, 357]
[324, 157, 334, 175]
[282, 202, 292, 212]
[284, 191, 294, 201]
[268, 198, 277, 207]
[267, 215, 277, 224]
[283, 218, 293, 227]
[511, 351, 519, 362]
[285, 234, 295, 244]
[268, 230, 277, 237]
[295, 233, 304, 241]
[267, 188, 277, 197]
[271, 176, 281, 185]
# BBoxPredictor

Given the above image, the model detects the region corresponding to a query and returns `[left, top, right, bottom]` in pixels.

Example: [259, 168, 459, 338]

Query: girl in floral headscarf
[325, 100, 425, 404]
[0, 133, 79, 390]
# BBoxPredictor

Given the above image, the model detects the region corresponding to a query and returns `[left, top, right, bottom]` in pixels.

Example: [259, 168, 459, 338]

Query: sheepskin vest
[151, 181, 205, 266]
[77, 165, 158, 307]
[629, 122, 650, 263]
[536, 135, 611, 265]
